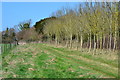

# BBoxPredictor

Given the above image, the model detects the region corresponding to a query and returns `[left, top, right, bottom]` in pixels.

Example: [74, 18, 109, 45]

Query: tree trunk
[55, 36, 58, 45]
[109, 33, 112, 50]
[100, 35, 102, 50]
[89, 31, 92, 52]
[93, 34, 96, 51]
[87, 34, 89, 48]
[113, 24, 117, 51]
[93, 34, 96, 54]
[76, 34, 79, 50]
[80, 34, 83, 49]
[48, 35, 51, 44]
[113, 36, 116, 51]
[70, 34, 72, 48]
[109, 14, 112, 50]
[107, 36, 109, 49]
[66, 39, 69, 48]
[97, 34, 99, 49]
[103, 35, 105, 49]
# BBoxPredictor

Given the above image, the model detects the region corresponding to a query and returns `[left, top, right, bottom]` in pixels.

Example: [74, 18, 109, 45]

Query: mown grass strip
[37, 45, 104, 78]
[45, 45, 117, 68]
[40, 44, 117, 78]
[29, 43, 118, 78]
[51, 47, 118, 71]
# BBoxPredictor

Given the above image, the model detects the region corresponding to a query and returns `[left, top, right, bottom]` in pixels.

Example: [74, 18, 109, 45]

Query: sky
[1, 0, 119, 2]
[1, 2, 80, 31]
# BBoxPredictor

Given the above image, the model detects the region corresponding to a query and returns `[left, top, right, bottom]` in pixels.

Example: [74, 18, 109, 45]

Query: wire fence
[0, 44, 17, 54]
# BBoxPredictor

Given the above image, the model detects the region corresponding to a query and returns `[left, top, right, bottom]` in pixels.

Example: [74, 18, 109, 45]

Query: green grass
[2, 43, 118, 78]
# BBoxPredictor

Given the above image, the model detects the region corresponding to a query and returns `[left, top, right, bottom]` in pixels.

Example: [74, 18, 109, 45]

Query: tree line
[43, 2, 120, 51]
[1, 2, 120, 51]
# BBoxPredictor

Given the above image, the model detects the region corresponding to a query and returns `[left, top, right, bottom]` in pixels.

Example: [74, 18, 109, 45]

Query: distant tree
[15, 19, 31, 41]
[23, 27, 39, 42]
[2, 28, 16, 43]
[34, 17, 56, 34]
[17, 19, 31, 31]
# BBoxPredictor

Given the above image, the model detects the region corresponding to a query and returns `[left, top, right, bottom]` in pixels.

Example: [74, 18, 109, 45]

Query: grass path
[39, 44, 118, 78]
[2, 43, 118, 78]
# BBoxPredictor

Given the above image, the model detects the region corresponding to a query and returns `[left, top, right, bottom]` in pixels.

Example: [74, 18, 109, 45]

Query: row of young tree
[43, 2, 120, 51]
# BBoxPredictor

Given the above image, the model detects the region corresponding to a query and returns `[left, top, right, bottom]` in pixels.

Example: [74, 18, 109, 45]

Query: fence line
[1, 44, 17, 54]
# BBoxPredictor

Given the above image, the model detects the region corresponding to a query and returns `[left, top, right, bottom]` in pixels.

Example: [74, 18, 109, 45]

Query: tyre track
[41, 45, 117, 78]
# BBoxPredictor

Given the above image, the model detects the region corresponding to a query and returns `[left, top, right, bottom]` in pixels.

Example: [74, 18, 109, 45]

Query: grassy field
[2, 43, 118, 78]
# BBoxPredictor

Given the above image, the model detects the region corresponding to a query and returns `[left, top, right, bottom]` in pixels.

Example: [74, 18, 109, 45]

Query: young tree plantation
[43, 2, 119, 51]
